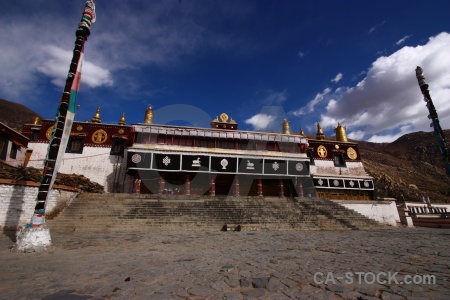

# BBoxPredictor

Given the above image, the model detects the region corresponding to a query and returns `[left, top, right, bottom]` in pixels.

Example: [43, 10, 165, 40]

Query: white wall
[333, 200, 400, 226]
[0, 182, 78, 229]
[27, 142, 132, 193]
[1, 141, 28, 167]
[310, 160, 368, 177]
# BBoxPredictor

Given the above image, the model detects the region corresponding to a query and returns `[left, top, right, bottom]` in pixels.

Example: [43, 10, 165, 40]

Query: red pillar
[209, 176, 216, 196]
[297, 177, 304, 197]
[234, 175, 240, 197]
[133, 173, 141, 194]
[184, 174, 191, 195]
[279, 179, 285, 198]
[159, 173, 166, 194]
[257, 178, 263, 197]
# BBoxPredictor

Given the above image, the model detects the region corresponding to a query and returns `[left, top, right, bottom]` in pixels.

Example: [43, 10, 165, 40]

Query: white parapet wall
[332, 200, 400, 226]
[26, 142, 132, 193]
[0, 180, 78, 230]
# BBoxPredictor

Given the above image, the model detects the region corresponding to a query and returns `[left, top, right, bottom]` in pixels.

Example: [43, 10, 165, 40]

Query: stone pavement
[1, 227, 449, 299]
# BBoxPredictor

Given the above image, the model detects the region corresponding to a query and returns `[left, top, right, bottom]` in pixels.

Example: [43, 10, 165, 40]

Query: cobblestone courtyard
[1, 227, 449, 299]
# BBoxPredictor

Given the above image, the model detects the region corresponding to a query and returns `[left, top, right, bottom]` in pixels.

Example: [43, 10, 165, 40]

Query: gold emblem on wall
[347, 147, 357, 160]
[118, 128, 124, 134]
[317, 145, 327, 158]
[77, 125, 83, 131]
[46, 126, 54, 140]
[92, 129, 108, 144]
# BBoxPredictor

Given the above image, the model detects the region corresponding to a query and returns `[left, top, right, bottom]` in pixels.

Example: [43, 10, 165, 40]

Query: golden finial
[118, 113, 126, 126]
[335, 122, 348, 142]
[212, 116, 219, 122]
[91, 106, 101, 123]
[219, 113, 229, 123]
[316, 122, 325, 140]
[229, 118, 237, 124]
[282, 119, 291, 134]
[144, 106, 154, 124]
[33, 116, 39, 125]
[299, 127, 305, 136]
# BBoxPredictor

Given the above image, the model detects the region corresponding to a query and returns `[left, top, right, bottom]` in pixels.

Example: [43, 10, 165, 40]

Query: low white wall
[332, 200, 400, 226]
[27, 142, 130, 193]
[0, 181, 78, 230]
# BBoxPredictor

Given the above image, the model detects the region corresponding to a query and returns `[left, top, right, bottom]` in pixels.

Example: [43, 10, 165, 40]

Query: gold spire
[91, 107, 101, 123]
[33, 116, 39, 125]
[144, 106, 154, 124]
[335, 122, 348, 142]
[282, 119, 291, 134]
[299, 127, 305, 136]
[118, 113, 126, 126]
[316, 122, 325, 140]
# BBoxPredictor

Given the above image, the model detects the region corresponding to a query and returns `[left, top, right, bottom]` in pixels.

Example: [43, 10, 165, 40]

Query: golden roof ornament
[212, 116, 219, 122]
[229, 118, 237, 124]
[299, 127, 305, 136]
[33, 116, 39, 125]
[316, 122, 325, 140]
[335, 122, 348, 142]
[144, 106, 154, 124]
[219, 113, 229, 123]
[118, 113, 126, 125]
[282, 119, 291, 134]
[91, 106, 101, 123]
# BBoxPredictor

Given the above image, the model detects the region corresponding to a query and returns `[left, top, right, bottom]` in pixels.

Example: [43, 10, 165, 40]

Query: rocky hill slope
[358, 131, 450, 203]
[0, 99, 43, 130]
[1, 99, 449, 202]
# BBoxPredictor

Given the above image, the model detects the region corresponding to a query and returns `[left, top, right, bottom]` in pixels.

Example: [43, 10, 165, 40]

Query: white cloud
[36, 46, 113, 89]
[347, 130, 366, 141]
[318, 32, 450, 143]
[368, 20, 386, 34]
[292, 88, 331, 116]
[245, 113, 276, 130]
[298, 51, 306, 58]
[331, 73, 343, 83]
[396, 35, 411, 46]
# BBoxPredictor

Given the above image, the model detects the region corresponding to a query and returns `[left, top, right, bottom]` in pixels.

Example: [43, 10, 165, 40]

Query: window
[0, 138, 7, 160]
[306, 150, 315, 165]
[10, 143, 18, 159]
[31, 130, 40, 141]
[110, 139, 125, 156]
[333, 153, 346, 167]
[66, 137, 85, 154]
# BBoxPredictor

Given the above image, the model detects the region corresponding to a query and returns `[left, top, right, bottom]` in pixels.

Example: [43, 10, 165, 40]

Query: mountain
[0, 99, 449, 203]
[359, 131, 450, 203]
[0, 99, 43, 131]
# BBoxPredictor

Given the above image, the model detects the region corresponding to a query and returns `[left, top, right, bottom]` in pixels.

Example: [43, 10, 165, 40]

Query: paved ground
[1, 227, 449, 299]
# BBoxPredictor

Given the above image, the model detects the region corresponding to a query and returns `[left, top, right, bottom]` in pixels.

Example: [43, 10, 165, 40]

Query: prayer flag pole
[14, 0, 96, 252]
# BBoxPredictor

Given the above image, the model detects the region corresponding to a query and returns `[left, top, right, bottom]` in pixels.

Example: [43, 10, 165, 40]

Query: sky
[1, 0, 450, 143]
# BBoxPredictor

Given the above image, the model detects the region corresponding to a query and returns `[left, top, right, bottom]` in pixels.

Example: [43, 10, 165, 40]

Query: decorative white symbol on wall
[192, 157, 201, 167]
[246, 160, 254, 170]
[272, 161, 279, 171]
[131, 154, 141, 163]
[295, 163, 303, 171]
[318, 179, 324, 186]
[333, 180, 339, 186]
[220, 159, 228, 169]
[162, 156, 171, 166]
[349, 180, 355, 187]
[364, 181, 370, 187]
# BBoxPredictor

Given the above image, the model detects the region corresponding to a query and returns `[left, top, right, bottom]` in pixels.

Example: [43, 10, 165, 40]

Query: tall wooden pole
[415, 66, 450, 176]
[15, 1, 96, 252]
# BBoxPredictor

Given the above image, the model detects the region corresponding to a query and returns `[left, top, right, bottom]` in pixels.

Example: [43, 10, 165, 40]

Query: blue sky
[1, 0, 450, 142]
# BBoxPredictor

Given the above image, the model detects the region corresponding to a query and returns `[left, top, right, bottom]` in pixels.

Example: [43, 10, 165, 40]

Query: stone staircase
[47, 193, 391, 233]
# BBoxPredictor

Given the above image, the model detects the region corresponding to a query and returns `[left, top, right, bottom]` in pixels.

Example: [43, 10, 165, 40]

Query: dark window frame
[66, 136, 85, 154]
[333, 152, 347, 167]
